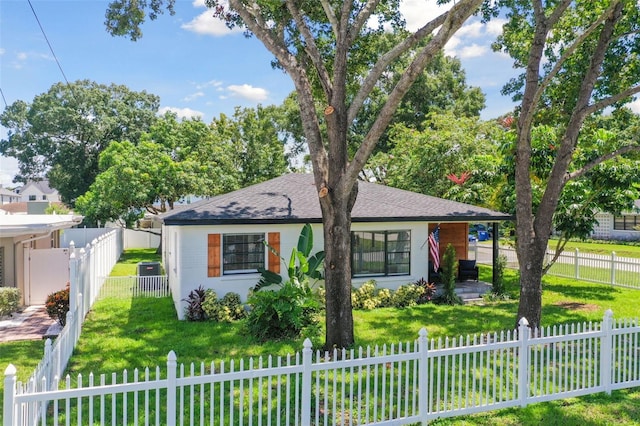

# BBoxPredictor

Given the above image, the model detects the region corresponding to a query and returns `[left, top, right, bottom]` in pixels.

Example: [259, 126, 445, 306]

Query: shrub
[391, 283, 424, 308]
[352, 280, 379, 310]
[183, 286, 207, 321]
[437, 244, 462, 305]
[202, 291, 247, 322]
[492, 254, 508, 296]
[0, 287, 20, 316]
[377, 288, 393, 307]
[220, 292, 247, 321]
[246, 280, 321, 341]
[414, 277, 437, 304]
[45, 284, 70, 326]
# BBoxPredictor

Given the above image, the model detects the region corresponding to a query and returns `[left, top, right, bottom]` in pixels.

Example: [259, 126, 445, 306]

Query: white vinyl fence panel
[472, 244, 640, 289]
[5, 311, 640, 426]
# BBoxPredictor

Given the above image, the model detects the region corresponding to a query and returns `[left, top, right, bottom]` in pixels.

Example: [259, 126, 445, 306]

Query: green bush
[183, 286, 206, 321]
[391, 283, 425, 308]
[202, 290, 247, 322]
[377, 288, 393, 307]
[437, 244, 462, 305]
[415, 277, 437, 304]
[246, 280, 321, 341]
[352, 280, 379, 310]
[45, 284, 70, 326]
[0, 287, 20, 316]
[492, 254, 508, 296]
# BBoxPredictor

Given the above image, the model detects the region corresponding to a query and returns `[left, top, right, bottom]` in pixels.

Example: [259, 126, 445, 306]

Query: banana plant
[256, 224, 325, 291]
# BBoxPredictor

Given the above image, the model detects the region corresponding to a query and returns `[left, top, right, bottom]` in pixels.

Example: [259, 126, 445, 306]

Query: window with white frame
[351, 230, 411, 277]
[222, 233, 265, 274]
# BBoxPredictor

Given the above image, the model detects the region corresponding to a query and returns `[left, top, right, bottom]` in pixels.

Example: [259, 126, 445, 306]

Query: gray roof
[161, 174, 513, 225]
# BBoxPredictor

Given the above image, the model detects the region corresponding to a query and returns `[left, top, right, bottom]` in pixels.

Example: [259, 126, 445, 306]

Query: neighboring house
[157, 174, 512, 319]
[16, 180, 61, 203]
[0, 187, 20, 205]
[0, 214, 83, 305]
[591, 200, 640, 241]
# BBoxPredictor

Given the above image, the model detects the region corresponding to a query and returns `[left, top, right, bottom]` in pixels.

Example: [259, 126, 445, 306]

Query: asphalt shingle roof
[161, 174, 513, 225]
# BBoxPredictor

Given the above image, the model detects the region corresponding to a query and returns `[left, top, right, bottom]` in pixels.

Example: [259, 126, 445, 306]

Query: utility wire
[0, 87, 7, 108]
[27, 0, 70, 86]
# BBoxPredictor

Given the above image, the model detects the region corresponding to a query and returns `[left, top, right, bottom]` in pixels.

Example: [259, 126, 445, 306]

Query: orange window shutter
[268, 232, 280, 273]
[207, 234, 221, 277]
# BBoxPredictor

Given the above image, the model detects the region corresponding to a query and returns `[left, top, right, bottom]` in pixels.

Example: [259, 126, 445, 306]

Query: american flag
[429, 226, 440, 271]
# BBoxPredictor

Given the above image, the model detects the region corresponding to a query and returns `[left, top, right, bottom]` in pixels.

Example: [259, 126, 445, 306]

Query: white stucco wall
[165, 221, 436, 320]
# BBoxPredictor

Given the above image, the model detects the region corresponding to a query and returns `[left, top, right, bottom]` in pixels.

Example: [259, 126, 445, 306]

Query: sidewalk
[0, 306, 58, 343]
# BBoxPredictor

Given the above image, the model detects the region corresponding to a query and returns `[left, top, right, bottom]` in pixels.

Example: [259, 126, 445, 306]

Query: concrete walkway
[0, 306, 57, 343]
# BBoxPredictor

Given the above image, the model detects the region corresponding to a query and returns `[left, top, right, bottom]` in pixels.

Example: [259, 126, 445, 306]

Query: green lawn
[549, 239, 640, 259]
[2, 248, 640, 425]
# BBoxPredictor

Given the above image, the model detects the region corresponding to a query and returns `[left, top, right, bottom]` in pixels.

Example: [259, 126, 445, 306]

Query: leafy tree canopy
[76, 108, 289, 227]
[0, 80, 160, 204]
[369, 112, 503, 208]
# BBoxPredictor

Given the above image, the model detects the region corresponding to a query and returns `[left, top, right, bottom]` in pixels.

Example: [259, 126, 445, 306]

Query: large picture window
[351, 230, 411, 277]
[223, 233, 265, 274]
[614, 215, 640, 231]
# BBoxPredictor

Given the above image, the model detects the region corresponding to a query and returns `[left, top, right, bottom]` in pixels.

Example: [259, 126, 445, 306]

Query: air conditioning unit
[137, 262, 162, 290]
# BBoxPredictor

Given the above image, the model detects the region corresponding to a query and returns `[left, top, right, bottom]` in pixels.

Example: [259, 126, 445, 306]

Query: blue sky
[0, 0, 525, 187]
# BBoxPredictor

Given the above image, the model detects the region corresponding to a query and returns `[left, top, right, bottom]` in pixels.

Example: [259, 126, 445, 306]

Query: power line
[27, 0, 70, 86]
[0, 87, 7, 109]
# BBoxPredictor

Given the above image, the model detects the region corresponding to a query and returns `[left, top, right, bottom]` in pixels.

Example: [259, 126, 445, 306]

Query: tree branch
[347, 12, 448, 123]
[348, 0, 382, 46]
[535, 0, 624, 238]
[286, 1, 333, 98]
[319, 0, 339, 38]
[584, 84, 640, 115]
[533, 1, 616, 111]
[342, 0, 483, 192]
[565, 144, 640, 182]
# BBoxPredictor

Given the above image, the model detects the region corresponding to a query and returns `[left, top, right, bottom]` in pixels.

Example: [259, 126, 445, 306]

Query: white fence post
[4, 364, 16, 426]
[166, 351, 177, 424]
[300, 338, 313, 426]
[418, 327, 429, 425]
[518, 317, 530, 407]
[600, 310, 614, 395]
[69, 251, 79, 314]
[574, 248, 580, 279]
[610, 252, 616, 286]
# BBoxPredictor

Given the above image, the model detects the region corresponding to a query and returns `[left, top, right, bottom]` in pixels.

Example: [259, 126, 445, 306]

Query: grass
[3, 248, 640, 425]
[549, 239, 640, 259]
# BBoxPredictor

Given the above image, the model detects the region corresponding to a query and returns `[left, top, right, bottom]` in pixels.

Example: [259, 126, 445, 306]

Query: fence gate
[24, 247, 70, 305]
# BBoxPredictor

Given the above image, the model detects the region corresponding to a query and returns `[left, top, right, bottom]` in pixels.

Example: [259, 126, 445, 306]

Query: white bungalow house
[157, 174, 512, 319]
[0, 214, 83, 305]
[591, 200, 640, 241]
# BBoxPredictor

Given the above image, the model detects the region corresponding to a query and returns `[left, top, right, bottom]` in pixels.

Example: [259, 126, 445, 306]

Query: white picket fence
[5, 310, 640, 426]
[98, 275, 170, 299]
[473, 245, 640, 289]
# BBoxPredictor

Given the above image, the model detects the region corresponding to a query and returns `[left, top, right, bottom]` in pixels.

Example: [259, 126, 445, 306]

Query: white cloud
[630, 98, 640, 114]
[158, 106, 204, 119]
[183, 91, 205, 102]
[183, 0, 242, 37]
[0, 48, 5, 56]
[400, 0, 451, 32]
[457, 43, 488, 59]
[227, 84, 268, 102]
[196, 80, 223, 90]
[17, 52, 27, 60]
[485, 18, 507, 36]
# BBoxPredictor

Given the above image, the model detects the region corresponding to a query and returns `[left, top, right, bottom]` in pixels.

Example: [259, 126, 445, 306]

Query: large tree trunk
[320, 184, 357, 349]
[515, 238, 547, 329]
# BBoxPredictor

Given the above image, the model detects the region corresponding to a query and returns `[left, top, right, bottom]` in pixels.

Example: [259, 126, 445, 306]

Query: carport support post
[492, 222, 499, 285]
